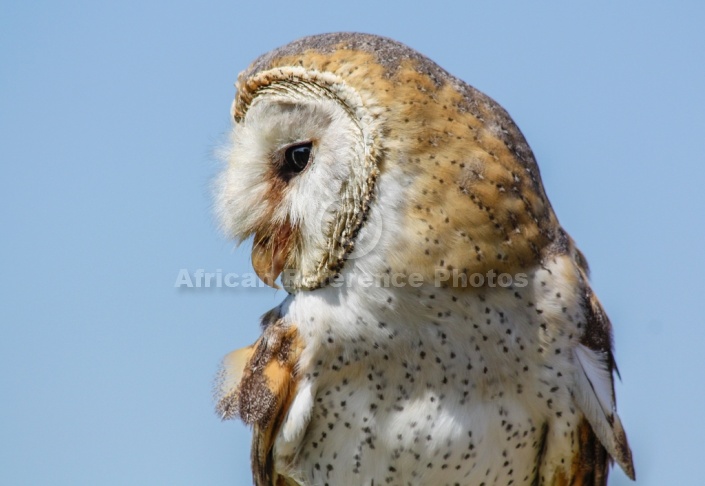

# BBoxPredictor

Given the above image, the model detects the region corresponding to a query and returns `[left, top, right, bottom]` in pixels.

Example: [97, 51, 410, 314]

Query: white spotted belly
[275, 262, 583, 485]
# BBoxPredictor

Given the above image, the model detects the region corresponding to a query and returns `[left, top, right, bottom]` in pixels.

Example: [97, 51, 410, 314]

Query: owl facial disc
[219, 67, 382, 291]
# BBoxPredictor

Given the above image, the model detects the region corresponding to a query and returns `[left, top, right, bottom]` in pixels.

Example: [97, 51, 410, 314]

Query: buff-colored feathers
[215, 345, 256, 420]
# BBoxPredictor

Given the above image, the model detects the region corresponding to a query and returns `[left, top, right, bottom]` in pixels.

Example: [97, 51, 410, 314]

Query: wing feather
[215, 313, 303, 486]
[571, 285, 635, 480]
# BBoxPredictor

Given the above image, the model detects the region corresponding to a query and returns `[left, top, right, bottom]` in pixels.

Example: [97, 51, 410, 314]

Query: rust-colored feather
[538, 418, 610, 486]
[216, 315, 303, 486]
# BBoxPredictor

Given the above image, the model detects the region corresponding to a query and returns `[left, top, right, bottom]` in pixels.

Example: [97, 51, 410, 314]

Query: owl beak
[251, 224, 293, 289]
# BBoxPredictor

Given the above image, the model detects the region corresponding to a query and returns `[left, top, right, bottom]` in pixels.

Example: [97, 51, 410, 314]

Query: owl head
[217, 33, 559, 292]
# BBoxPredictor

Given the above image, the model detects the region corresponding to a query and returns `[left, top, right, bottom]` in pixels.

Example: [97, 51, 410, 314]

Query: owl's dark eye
[283, 142, 312, 173]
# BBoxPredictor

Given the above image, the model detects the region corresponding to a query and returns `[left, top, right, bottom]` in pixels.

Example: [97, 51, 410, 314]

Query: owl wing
[573, 284, 635, 480]
[216, 311, 303, 486]
[542, 275, 635, 485]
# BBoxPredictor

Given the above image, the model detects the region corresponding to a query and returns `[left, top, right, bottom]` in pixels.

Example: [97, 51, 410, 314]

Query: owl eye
[283, 142, 312, 173]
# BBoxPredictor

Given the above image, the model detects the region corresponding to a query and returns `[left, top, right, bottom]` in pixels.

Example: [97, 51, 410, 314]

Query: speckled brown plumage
[232, 33, 557, 285]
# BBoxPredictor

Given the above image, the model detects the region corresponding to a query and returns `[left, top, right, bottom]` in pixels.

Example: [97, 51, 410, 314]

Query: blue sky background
[1, 1, 703, 485]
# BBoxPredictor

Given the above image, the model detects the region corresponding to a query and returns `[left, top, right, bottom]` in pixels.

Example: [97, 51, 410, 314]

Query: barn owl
[214, 33, 634, 486]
